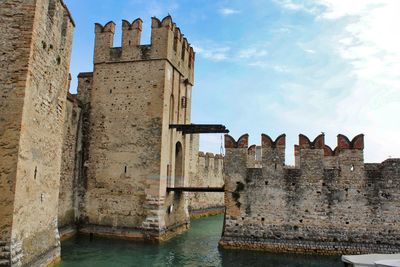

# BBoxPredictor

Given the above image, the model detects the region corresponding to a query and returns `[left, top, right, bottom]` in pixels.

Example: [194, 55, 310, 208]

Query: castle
[0, 1, 399, 267]
[0, 1, 223, 266]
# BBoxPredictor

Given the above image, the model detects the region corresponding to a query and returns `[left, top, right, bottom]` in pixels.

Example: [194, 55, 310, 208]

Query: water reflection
[58, 215, 341, 267]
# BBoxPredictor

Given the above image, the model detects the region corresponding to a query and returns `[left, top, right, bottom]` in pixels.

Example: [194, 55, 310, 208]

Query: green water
[58, 215, 342, 267]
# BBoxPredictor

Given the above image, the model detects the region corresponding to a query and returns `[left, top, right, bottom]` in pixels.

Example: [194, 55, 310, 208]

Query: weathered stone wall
[220, 133, 400, 255]
[78, 17, 195, 241]
[82, 59, 164, 232]
[188, 135, 224, 218]
[0, 0, 36, 250]
[58, 94, 82, 233]
[0, 0, 74, 266]
[74, 72, 93, 228]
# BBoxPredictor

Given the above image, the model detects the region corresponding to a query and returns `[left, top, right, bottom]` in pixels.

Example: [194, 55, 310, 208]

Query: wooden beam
[169, 124, 229, 134]
[167, 187, 224, 192]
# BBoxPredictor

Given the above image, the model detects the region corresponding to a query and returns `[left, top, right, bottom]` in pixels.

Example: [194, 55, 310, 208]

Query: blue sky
[64, 0, 400, 164]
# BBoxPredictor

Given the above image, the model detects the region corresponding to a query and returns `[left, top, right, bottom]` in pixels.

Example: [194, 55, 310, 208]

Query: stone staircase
[0, 241, 10, 267]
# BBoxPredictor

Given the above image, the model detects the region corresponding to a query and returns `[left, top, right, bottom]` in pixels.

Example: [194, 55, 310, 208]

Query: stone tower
[77, 16, 195, 240]
[0, 0, 74, 266]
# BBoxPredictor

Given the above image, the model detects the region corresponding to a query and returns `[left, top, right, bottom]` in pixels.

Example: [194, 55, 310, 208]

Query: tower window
[181, 96, 187, 108]
[181, 43, 186, 60]
[173, 36, 178, 51]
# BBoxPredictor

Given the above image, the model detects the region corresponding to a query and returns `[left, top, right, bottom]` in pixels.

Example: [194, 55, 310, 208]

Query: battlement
[224, 134, 249, 148]
[225, 133, 367, 171]
[93, 16, 194, 83]
[198, 151, 224, 173]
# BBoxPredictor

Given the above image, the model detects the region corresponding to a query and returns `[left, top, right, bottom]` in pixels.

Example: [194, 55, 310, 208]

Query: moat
[58, 215, 341, 267]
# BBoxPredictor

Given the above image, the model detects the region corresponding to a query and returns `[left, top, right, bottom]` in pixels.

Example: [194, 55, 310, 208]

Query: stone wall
[220, 133, 400, 255]
[0, 0, 74, 266]
[58, 94, 82, 236]
[188, 135, 224, 218]
[0, 0, 36, 251]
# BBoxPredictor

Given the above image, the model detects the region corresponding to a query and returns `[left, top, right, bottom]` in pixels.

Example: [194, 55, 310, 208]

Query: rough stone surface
[0, 0, 74, 266]
[221, 133, 400, 255]
[58, 94, 82, 230]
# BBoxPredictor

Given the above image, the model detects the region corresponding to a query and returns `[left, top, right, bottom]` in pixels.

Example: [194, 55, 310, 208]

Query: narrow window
[169, 95, 174, 124]
[167, 164, 171, 187]
[181, 43, 186, 60]
[47, 0, 56, 19]
[181, 96, 187, 108]
[189, 52, 192, 68]
[124, 166, 127, 173]
[173, 36, 178, 51]
[34, 166, 37, 179]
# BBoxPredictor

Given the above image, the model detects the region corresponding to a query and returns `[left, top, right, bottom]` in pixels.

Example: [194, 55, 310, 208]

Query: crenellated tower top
[93, 16, 195, 84]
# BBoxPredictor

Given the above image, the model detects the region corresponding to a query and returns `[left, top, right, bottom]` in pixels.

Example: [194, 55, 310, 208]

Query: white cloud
[275, 0, 400, 162]
[273, 26, 293, 34]
[219, 8, 241, 16]
[278, 0, 306, 10]
[143, 0, 179, 17]
[273, 0, 322, 14]
[247, 61, 291, 73]
[238, 48, 268, 59]
[192, 43, 231, 61]
[297, 42, 316, 54]
[315, 0, 386, 20]
[194, 43, 270, 63]
[304, 49, 315, 54]
[272, 65, 291, 73]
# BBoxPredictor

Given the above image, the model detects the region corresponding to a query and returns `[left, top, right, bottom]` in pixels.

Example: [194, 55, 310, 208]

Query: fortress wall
[187, 135, 224, 217]
[58, 94, 82, 234]
[75, 72, 93, 225]
[0, 0, 74, 266]
[220, 133, 400, 255]
[82, 59, 165, 231]
[10, 0, 74, 265]
[0, 0, 37, 249]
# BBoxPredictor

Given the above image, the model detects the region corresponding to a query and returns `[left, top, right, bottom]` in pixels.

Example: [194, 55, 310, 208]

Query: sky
[64, 0, 400, 164]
